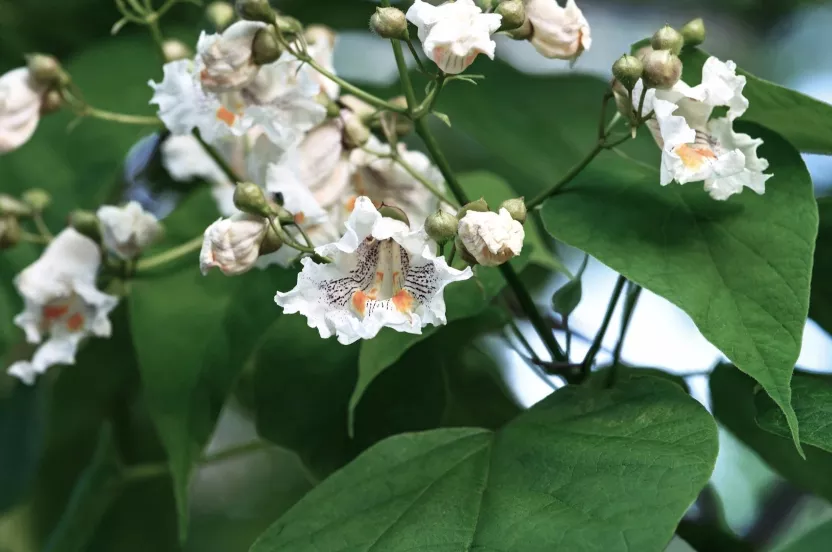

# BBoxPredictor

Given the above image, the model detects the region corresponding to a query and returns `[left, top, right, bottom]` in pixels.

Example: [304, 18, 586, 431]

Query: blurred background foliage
[2, 0, 832, 551]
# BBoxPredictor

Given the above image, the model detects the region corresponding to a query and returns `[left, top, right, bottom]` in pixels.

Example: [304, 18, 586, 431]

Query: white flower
[275, 197, 472, 345]
[349, 135, 445, 229]
[97, 201, 163, 260]
[458, 208, 524, 267]
[305, 25, 340, 100]
[8, 229, 118, 385]
[0, 68, 45, 153]
[634, 57, 771, 200]
[197, 21, 267, 92]
[524, 0, 591, 63]
[406, 0, 502, 74]
[200, 213, 268, 275]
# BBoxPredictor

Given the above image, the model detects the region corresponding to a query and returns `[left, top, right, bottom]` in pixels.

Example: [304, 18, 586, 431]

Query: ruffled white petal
[458, 208, 524, 267]
[703, 118, 771, 200]
[0, 68, 44, 153]
[197, 21, 266, 92]
[97, 201, 163, 259]
[524, 0, 592, 62]
[200, 214, 268, 275]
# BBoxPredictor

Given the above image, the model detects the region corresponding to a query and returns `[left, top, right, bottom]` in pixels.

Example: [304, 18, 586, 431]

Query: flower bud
[25, 54, 66, 86]
[235, 0, 274, 24]
[252, 26, 283, 65]
[162, 39, 192, 62]
[378, 204, 410, 226]
[458, 208, 524, 267]
[340, 94, 376, 122]
[342, 115, 370, 149]
[681, 18, 706, 48]
[200, 214, 268, 275]
[425, 210, 458, 246]
[642, 49, 682, 90]
[499, 197, 527, 225]
[40, 89, 63, 114]
[275, 15, 303, 36]
[496, 0, 526, 32]
[0, 194, 32, 217]
[455, 235, 479, 266]
[22, 188, 51, 211]
[234, 182, 273, 217]
[69, 210, 102, 243]
[370, 7, 409, 40]
[612, 54, 643, 91]
[206, 1, 236, 30]
[651, 25, 684, 55]
[259, 221, 284, 255]
[0, 216, 21, 249]
[318, 92, 340, 118]
[457, 197, 489, 220]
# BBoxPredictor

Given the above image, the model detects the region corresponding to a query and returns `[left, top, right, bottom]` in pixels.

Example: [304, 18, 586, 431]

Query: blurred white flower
[275, 197, 472, 344]
[0, 68, 45, 153]
[197, 21, 267, 92]
[634, 57, 771, 200]
[97, 201, 163, 260]
[458, 208, 524, 266]
[200, 213, 268, 276]
[406, 0, 502, 74]
[8, 229, 118, 384]
[524, 0, 591, 63]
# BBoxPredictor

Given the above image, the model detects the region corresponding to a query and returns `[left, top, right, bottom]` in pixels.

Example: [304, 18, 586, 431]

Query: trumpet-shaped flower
[97, 201, 163, 259]
[458, 208, 524, 266]
[0, 68, 45, 153]
[633, 56, 771, 200]
[200, 213, 269, 276]
[524, 0, 591, 63]
[406, 0, 502, 74]
[8, 229, 118, 384]
[197, 21, 267, 92]
[275, 197, 472, 345]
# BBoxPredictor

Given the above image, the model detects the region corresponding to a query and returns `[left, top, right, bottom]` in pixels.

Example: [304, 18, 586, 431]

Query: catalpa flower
[634, 57, 771, 200]
[275, 197, 472, 345]
[524, 0, 591, 63]
[458, 208, 524, 266]
[0, 67, 46, 153]
[97, 201, 163, 260]
[197, 20, 267, 92]
[8, 229, 118, 384]
[406, 0, 502, 74]
[200, 213, 269, 276]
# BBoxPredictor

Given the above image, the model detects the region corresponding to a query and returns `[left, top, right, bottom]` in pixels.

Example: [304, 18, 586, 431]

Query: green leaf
[778, 519, 832, 552]
[552, 254, 588, 317]
[129, 190, 296, 540]
[755, 371, 832, 454]
[0, 382, 46, 513]
[432, 111, 452, 127]
[680, 48, 832, 155]
[541, 124, 816, 453]
[251, 376, 717, 552]
[809, 198, 832, 335]
[710, 365, 832, 502]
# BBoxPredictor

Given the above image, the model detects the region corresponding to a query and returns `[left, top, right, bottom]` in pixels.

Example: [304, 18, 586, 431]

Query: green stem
[136, 236, 203, 272]
[582, 275, 626, 380]
[414, 119, 470, 205]
[268, 218, 331, 264]
[388, 36, 418, 114]
[527, 142, 604, 209]
[395, 154, 458, 207]
[32, 212, 53, 239]
[414, 74, 446, 119]
[507, 317, 540, 364]
[608, 282, 643, 387]
[194, 131, 243, 183]
[301, 56, 405, 115]
[60, 89, 162, 126]
[405, 39, 430, 75]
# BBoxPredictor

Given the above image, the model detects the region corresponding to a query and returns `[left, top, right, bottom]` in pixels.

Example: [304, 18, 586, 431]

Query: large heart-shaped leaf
[541, 124, 816, 452]
[809, 198, 832, 335]
[251, 376, 717, 552]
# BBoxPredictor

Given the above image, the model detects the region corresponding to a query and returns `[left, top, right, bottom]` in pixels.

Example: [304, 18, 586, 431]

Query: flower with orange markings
[8, 229, 118, 385]
[275, 197, 472, 345]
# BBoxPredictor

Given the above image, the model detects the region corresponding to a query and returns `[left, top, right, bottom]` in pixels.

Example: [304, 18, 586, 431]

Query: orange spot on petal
[346, 196, 358, 213]
[675, 144, 716, 169]
[294, 212, 306, 224]
[392, 290, 414, 314]
[351, 290, 369, 317]
[43, 304, 69, 320]
[216, 106, 236, 126]
[376, 272, 385, 282]
[66, 313, 84, 332]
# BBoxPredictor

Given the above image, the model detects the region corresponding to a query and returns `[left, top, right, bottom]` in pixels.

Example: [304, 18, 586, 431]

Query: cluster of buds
[426, 196, 526, 267]
[0, 192, 41, 249]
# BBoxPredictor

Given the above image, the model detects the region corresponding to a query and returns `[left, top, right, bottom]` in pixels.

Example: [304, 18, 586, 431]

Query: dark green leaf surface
[541, 125, 816, 451]
[710, 365, 832, 502]
[809, 198, 832, 335]
[779, 519, 832, 552]
[756, 371, 832, 454]
[251, 376, 717, 552]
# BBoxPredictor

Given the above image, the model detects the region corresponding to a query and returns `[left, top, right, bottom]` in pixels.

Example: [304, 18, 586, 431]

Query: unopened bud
[206, 1, 236, 30]
[454, 235, 478, 266]
[612, 54, 643, 90]
[318, 93, 340, 118]
[0, 194, 33, 217]
[22, 188, 51, 212]
[235, 0, 274, 24]
[26, 54, 66, 86]
[69, 210, 101, 242]
[259, 222, 284, 255]
[234, 182, 273, 217]
[252, 26, 283, 65]
[642, 49, 682, 90]
[162, 39, 191, 62]
[275, 15, 302, 36]
[40, 89, 63, 114]
[378, 205, 410, 226]
[499, 197, 527, 225]
[370, 7, 409, 40]
[457, 197, 489, 220]
[425, 210, 458, 246]
[0, 217, 21, 249]
[475, 0, 494, 10]
[651, 25, 684, 55]
[681, 18, 706, 48]
[343, 116, 370, 148]
[496, 0, 526, 32]
[340, 95, 376, 122]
